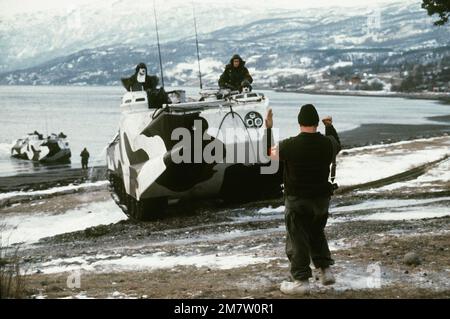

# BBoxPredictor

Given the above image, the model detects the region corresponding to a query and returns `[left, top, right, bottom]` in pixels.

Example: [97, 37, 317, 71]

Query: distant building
[351, 75, 362, 85]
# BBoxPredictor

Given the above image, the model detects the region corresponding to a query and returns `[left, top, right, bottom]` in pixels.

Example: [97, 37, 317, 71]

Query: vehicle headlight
[244, 112, 263, 128]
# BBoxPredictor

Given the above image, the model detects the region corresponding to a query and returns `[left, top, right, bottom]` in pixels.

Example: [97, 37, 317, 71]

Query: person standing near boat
[265, 104, 341, 295]
[122, 63, 159, 92]
[218, 54, 253, 92]
[121, 63, 170, 108]
[80, 147, 90, 170]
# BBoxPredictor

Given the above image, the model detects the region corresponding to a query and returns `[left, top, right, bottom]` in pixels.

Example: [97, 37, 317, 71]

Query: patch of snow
[342, 136, 449, 154]
[33, 253, 275, 274]
[0, 199, 127, 245]
[258, 206, 285, 214]
[365, 158, 450, 192]
[330, 61, 353, 69]
[165, 58, 223, 82]
[107, 291, 135, 299]
[328, 239, 354, 251]
[0, 180, 109, 201]
[246, 55, 262, 64]
[332, 197, 450, 213]
[338, 137, 450, 186]
[60, 292, 91, 299]
[332, 264, 388, 291]
[356, 206, 450, 221]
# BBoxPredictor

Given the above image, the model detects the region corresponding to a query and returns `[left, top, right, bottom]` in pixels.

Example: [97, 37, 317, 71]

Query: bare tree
[422, 0, 450, 25]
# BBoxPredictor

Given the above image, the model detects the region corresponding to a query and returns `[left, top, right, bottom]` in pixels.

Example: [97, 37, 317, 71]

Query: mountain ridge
[1, 1, 449, 88]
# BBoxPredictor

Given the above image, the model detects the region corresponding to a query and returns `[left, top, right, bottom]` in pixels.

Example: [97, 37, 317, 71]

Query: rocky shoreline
[1, 118, 450, 299]
[274, 88, 450, 104]
[0, 134, 449, 299]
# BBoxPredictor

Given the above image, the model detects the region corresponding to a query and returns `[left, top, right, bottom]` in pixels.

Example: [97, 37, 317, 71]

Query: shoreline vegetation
[1, 84, 449, 104]
[273, 88, 450, 104]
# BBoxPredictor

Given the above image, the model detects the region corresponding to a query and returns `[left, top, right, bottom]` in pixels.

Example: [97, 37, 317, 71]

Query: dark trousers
[284, 195, 334, 280]
[82, 160, 88, 169]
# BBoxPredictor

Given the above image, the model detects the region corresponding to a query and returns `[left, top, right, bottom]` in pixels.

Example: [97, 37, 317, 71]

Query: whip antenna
[192, 1, 203, 89]
[153, 0, 165, 87]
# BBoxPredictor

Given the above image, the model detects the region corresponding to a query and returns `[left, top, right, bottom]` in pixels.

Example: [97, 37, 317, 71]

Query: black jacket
[80, 149, 90, 161]
[121, 74, 159, 92]
[218, 55, 253, 91]
[277, 126, 341, 198]
[121, 63, 159, 92]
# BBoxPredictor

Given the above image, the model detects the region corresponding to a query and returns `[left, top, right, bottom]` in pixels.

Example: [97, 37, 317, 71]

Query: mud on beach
[7, 186, 450, 299]
[1, 127, 450, 299]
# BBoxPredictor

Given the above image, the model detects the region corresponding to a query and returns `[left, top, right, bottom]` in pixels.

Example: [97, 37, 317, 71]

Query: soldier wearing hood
[218, 54, 253, 92]
[121, 63, 159, 92]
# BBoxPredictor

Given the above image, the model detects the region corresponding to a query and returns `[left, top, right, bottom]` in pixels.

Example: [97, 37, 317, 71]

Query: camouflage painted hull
[11, 134, 71, 164]
[106, 90, 282, 220]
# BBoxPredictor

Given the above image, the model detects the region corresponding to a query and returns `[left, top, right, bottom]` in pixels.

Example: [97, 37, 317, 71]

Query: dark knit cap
[135, 62, 147, 73]
[298, 104, 319, 126]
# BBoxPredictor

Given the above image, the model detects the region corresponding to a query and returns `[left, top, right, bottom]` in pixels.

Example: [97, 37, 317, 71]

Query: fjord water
[0, 85, 448, 177]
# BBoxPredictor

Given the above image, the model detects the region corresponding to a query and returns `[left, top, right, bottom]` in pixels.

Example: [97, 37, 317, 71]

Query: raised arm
[263, 108, 279, 161]
[322, 116, 341, 155]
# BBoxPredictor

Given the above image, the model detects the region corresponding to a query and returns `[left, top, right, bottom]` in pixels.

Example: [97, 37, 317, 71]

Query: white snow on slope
[260, 197, 450, 221]
[0, 199, 127, 245]
[256, 198, 450, 222]
[0, 136, 448, 249]
[258, 206, 285, 214]
[165, 58, 223, 83]
[332, 197, 450, 213]
[33, 253, 275, 275]
[0, 181, 109, 202]
[356, 206, 450, 221]
[337, 137, 450, 186]
[362, 158, 450, 192]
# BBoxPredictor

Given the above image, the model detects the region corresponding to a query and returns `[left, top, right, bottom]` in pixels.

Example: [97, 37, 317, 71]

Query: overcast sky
[1, 0, 418, 16]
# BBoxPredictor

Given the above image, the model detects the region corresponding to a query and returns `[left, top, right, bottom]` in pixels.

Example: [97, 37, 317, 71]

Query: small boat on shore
[11, 131, 71, 164]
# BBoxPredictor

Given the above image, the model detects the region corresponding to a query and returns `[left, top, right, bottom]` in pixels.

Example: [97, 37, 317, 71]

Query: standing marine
[80, 147, 90, 170]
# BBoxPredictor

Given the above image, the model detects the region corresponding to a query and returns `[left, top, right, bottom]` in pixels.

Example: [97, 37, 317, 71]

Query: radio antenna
[153, 0, 165, 87]
[192, 1, 203, 89]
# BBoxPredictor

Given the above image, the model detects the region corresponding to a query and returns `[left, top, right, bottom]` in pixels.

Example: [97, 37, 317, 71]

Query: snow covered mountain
[1, 1, 449, 87]
[0, 0, 299, 73]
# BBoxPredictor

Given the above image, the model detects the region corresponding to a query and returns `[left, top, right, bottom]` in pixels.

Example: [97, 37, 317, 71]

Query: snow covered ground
[0, 198, 126, 246]
[360, 157, 450, 194]
[355, 207, 450, 221]
[337, 136, 450, 186]
[32, 252, 275, 275]
[1, 135, 449, 289]
[1, 136, 449, 247]
[0, 180, 109, 202]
